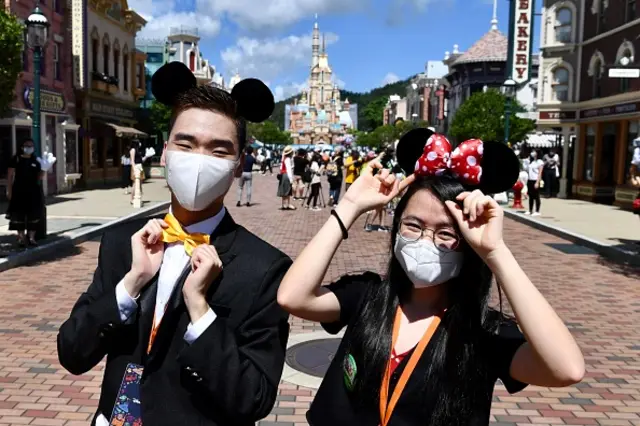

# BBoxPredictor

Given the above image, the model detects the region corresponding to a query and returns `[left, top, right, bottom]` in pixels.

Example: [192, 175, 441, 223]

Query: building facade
[72, 0, 147, 187]
[166, 26, 216, 86]
[536, 0, 582, 198]
[1, 0, 78, 196]
[568, 0, 639, 207]
[136, 38, 168, 109]
[285, 18, 357, 145]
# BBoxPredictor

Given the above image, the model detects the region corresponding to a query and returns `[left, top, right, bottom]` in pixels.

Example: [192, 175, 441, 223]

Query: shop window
[92, 38, 99, 72]
[627, 0, 636, 22]
[106, 138, 115, 167]
[583, 126, 596, 181]
[103, 39, 110, 75]
[90, 138, 102, 169]
[54, 0, 62, 14]
[54, 42, 61, 81]
[189, 51, 195, 71]
[555, 8, 572, 43]
[113, 48, 120, 81]
[64, 130, 78, 174]
[0, 126, 12, 180]
[626, 121, 639, 184]
[601, 124, 617, 185]
[15, 127, 32, 146]
[552, 67, 569, 101]
[136, 63, 143, 89]
[123, 50, 129, 91]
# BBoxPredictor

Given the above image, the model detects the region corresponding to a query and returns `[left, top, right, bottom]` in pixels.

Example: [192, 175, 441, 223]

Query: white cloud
[196, 0, 368, 31]
[273, 82, 308, 102]
[382, 72, 400, 85]
[129, 0, 221, 40]
[221, 32, 339, 82]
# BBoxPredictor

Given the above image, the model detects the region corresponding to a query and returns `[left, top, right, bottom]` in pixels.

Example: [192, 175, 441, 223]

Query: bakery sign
[511, 0, 534, 85]
[23, 86, 66, 113]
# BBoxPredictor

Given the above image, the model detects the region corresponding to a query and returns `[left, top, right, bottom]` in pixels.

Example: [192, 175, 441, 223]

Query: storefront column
[615, 120, 628, 185]
[558, 126, 572, 198]
[574, 124, 584, 182]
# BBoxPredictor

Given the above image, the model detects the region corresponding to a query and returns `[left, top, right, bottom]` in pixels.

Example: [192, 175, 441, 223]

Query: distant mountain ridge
[268, 75, 416, 132]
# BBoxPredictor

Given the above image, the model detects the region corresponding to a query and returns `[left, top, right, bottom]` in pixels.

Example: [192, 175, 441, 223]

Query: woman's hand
[341, 161, 414, 215]
[445, 190, 505, 259]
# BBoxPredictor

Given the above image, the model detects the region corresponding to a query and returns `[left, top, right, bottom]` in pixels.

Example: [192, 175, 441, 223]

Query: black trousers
[307, 183, 320, 207]
[527, 180, 541, 213]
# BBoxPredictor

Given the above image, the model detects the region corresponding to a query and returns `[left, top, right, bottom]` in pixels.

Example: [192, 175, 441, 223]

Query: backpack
[302, 165, 312, 183]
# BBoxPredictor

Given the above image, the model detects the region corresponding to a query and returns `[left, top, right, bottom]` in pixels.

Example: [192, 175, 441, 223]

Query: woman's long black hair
[344, 175, 503, 424]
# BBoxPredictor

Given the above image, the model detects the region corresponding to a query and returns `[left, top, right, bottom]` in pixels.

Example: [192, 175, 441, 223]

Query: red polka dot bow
[414, 134, 484, 185]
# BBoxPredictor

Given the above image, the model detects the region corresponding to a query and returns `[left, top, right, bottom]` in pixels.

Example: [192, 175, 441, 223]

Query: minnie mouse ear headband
[396, 128, 520, 194]
[151, 62, 275, 123]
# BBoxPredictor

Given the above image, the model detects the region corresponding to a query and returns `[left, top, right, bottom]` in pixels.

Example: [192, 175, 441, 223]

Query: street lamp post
[25, 5, 50, 240]
[501, 78, 517, 144]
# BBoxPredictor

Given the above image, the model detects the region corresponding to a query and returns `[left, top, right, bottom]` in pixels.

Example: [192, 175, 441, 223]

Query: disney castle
[284, 18, 358, 145]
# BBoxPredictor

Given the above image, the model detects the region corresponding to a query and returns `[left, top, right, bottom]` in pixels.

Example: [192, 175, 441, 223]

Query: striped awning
[525, 133, 560, 148]
[105, 123, 148, 138]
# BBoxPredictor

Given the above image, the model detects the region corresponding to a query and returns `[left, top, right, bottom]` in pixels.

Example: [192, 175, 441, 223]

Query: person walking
[277, 129, 584, 426]
[237, 146, 256, 207]
[326, 148, 344, 205]
[6, 138, 44, 247]
[526, 150, 544, 216]
[278, 146, 296, 210]
[129, 140, 145, 204]
[121, 149, 132, 195]
[57, 62, 291, 426]
[306, 153, 324, 211]
[344, 150, 362, 193]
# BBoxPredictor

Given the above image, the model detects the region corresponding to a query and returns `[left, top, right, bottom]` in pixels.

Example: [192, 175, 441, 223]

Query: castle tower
[312, 14, 320, 68]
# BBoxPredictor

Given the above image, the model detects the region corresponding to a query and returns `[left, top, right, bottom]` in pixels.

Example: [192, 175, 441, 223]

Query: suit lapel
[144, 210, 239, 367]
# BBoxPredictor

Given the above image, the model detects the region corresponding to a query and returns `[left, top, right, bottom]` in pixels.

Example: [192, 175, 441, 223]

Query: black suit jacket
[57, 212, 292, 426]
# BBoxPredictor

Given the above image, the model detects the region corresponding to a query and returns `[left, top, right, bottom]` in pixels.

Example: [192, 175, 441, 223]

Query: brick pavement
[0, 173, 638, 425]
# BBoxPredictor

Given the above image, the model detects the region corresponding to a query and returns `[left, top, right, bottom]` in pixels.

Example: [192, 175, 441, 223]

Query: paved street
[0, 173, 638, 425]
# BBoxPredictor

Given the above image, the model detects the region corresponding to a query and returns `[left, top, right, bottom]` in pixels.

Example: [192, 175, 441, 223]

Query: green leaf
[0, 9, 24, 114]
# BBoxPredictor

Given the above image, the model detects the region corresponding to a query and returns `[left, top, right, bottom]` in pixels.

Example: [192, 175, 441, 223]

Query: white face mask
[165, 150, 237, 212]
[23, 147, 34, 155]
[394, 234, 464, 288]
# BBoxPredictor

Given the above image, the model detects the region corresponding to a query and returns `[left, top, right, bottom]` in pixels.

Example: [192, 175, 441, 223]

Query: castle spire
[312, 14, 320, 67]
[322, 33, 326, 53]
[490, 0, 498, 30]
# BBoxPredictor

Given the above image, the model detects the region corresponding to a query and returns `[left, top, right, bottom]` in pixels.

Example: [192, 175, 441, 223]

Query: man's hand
[125, 219, 168, 298]
[183, 245, 223, 323]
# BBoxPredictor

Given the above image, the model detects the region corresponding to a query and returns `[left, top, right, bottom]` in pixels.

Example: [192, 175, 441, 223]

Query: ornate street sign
[23, 86, 66, 113]
[509, 0, 534, 85]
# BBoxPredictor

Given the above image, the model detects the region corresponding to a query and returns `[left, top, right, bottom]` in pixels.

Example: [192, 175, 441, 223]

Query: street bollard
[511, 180, 524, 209]
[133, 167, 142, 209]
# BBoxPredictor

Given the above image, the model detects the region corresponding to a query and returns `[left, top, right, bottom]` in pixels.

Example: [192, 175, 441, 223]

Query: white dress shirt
[96, 207, 226, 426]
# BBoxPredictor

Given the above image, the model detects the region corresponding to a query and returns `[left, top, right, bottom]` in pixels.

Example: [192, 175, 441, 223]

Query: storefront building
[1, 0, 79, 196]
[535, 0, 581, 198]
[572, 6, 640, 208]
[71, 0, 146, 187]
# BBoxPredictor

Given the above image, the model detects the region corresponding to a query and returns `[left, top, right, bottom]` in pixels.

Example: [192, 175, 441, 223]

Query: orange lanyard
[379, 307, 442, 426]
[147, 305, 169, 354]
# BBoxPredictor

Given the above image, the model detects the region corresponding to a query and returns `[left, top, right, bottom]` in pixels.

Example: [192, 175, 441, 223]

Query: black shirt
[9, 155, 41, 191]
[243, 155, 256, 172]
[293, 156, 309, 176]
[307, 272, 527, 426]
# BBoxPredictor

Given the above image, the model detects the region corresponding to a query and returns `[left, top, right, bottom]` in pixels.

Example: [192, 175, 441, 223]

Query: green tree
[149, 101, 172, 135]
[247, 121, 292, 145]
[362, 96, 387, 131]
[449, 89, 535, 144]
[0, 10, 24, 115]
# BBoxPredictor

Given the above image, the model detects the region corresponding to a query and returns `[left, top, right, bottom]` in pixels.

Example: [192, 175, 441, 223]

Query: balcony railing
[169, 26, 199, 37]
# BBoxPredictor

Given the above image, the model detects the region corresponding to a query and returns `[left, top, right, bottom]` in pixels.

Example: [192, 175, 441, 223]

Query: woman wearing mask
[526, 149, 544, 216]
[306, 153, 325, 211]
[278, 146, 296, 210]
[6, 138, 44, 247]
[278, 129, 584, 426]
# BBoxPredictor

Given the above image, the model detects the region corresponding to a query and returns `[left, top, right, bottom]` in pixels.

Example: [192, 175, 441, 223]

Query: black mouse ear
[478, 141, 520, 194]
[151, 62, 197, 106]
[231, 78, 275, 123]
[396, 127, 435, 175]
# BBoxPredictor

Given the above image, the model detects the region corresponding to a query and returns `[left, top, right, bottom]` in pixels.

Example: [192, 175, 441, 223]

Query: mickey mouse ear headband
[396, 128, 520, 194]
[151, 62, 275, 123]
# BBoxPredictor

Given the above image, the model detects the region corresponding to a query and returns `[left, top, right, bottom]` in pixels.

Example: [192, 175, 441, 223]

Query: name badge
[343, 354, 357, 391]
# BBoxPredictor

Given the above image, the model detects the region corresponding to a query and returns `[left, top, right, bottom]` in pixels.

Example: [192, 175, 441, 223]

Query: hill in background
[268, 75, 415, 133]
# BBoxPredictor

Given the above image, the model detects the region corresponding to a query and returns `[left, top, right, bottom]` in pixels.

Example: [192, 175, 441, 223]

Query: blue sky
[131, 0, 541, 100]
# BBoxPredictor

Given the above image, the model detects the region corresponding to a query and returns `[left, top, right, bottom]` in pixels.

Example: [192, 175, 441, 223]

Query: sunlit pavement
[0, 173, 638, 425]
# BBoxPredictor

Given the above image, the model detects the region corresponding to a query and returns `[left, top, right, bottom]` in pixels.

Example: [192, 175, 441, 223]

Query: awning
[525, 133, 561, 148]
[105, 123, 148, 138]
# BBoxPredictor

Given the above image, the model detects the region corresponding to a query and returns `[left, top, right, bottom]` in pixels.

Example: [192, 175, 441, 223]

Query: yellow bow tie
[160, 213, 211, 256]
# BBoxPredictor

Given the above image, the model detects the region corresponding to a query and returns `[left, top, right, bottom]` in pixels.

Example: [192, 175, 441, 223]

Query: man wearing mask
[57, 62, 291, 426]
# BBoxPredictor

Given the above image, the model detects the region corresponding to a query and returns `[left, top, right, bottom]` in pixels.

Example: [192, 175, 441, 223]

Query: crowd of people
[54, 61, 586, 426]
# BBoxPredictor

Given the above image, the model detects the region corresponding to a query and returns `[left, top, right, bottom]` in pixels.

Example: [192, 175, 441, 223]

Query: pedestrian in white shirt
[526, 150, 544, 216]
